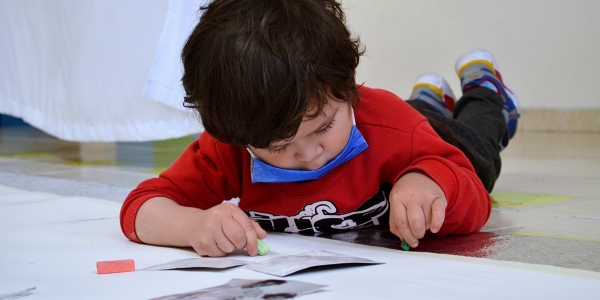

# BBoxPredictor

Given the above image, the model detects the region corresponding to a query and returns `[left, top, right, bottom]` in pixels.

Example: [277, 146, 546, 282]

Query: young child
[120, 0, 520, 257]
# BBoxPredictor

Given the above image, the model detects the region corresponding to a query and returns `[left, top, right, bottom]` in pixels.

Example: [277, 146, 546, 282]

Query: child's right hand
[184, 202, 267, 257]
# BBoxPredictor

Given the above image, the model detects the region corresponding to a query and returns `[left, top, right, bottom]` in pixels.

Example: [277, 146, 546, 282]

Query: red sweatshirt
[120, 86, 491, 243]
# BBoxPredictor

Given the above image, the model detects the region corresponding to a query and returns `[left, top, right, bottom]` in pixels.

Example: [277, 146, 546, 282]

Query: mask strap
[246, 147, 258, 158]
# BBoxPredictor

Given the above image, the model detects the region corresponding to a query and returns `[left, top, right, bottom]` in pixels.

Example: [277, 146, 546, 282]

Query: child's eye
[316, 120, 335, 135]
[267, 144, 289, 154]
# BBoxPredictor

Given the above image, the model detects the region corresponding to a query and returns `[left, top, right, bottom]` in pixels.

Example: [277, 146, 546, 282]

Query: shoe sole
[455, 50, 521, 116]
[413, 73, 457, 112]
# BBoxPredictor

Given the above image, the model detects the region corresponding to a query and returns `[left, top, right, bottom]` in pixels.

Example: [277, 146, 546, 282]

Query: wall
[341, 0, 600, 131]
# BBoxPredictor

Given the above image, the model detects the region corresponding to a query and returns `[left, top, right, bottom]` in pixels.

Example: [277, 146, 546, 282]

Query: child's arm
[135, 196, 267, 257]
[388, 171, 446, 248]
[385, 119, 492, 247]
[120, 133, 264, 256]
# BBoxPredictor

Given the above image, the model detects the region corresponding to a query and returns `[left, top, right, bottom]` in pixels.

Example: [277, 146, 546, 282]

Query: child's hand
[389, 171, 447, 248]
[184, 202, 267, 257]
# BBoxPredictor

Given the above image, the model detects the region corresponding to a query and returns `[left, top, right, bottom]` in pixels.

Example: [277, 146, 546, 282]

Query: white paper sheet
[1, 183, 599, 299]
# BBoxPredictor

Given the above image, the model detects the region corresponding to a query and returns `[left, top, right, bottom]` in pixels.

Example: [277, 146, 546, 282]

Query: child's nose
[295, 144, 323, 166]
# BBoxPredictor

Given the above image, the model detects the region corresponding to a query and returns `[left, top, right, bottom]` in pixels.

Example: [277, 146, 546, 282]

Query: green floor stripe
[153, 134, 197, 170]
[491, 191, 573, 208]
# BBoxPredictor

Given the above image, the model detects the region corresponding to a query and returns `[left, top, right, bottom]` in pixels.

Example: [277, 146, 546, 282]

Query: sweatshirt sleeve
[119, 133, 241, 243]
[395, 120, 492, 235]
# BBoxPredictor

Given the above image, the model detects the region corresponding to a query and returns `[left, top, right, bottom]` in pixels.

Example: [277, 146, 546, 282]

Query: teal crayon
[401, 240, 410, 251]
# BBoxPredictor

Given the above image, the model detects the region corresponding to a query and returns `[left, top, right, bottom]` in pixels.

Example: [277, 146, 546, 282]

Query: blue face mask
[248, 111, 368, 183]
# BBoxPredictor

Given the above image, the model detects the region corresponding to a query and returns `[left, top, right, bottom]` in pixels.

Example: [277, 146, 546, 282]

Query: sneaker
[455, 49, 521, 139]
[409, 73, 457, 118]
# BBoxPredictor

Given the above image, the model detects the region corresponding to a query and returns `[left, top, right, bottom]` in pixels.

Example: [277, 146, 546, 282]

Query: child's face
[248, 97, 353, 171]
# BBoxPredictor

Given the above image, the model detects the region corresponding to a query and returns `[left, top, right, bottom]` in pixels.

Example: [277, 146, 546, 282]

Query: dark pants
[407, 87, 508, 192]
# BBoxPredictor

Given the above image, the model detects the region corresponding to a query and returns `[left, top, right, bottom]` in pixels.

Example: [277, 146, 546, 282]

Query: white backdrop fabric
[0, 0, 207, 142]
[143, 0, 211, 111]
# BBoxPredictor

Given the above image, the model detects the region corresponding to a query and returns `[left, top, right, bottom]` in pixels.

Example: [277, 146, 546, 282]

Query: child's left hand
[389, 171, 447, 248]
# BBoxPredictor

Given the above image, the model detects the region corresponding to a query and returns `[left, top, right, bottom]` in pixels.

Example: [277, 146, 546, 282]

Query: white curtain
[0, 0, 208, 142]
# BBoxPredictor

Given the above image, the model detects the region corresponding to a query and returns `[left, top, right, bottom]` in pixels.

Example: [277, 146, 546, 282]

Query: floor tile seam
[0, 157, 27, 162]
[491, 207, 579, 217]
[55, 166, 154, 175]
[0, 163, 153, 177]
[495, 196, 593, 204]
[29, 168, 156, 177]
[118, 145, 185, 150]
[515, 211, 600, 220]
[501, 211, 600, 221]
[0, 171, 135, 188]
[482, 226, 600, 242]
[483, 214, 576, 230]
[497, 198, 600, 214]
[0, 161, 76, 167]
[491, 190, 598, 200]
[482, 223, 547, 233]
[0, 170, 142, 192]
[0, 157, 63, 164]
[0, 136, 74, 143]
[515, 206, 600, 216]
[0, 158, 150, 171]
[573, 216, 600, 221]
[510, 231, 600, 243]
[496, 173, 600, 180]
[1, 141, 182, 153]
[480, 225, 523, 233]
[0, 160, 132, 170]
[501, 155, 600, 160]
[0, 158, 72, 165]
[111, 147, 155, 151]
[0, 168, 78, 175]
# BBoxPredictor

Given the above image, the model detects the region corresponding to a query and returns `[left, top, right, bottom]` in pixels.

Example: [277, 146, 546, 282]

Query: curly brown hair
[182, 0, 364, 148]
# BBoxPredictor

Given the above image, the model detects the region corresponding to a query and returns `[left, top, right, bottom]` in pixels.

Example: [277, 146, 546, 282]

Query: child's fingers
[231, 211, 260, 256]
[222, 216, 249, 250]
[429, 197, 447, 233]
[406, 204, 426, 239]
[192, 236, 227, 257]
[252, 221, 267, 239]
[197, 243, 227, 257]
[214, 227, 237, 253]
[391, 203, 418, 247]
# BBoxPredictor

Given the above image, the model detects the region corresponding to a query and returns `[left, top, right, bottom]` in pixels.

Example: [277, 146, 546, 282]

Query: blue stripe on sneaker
[463, 68, 517, 113]
[479, 81, 498, 93]
[415, 90, 452, 118]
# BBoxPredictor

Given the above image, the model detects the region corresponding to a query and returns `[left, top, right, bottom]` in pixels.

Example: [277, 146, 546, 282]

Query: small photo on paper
[149, 278, 326, 300]
[244, 250, 383, 277]
[142, 258, 248, 271]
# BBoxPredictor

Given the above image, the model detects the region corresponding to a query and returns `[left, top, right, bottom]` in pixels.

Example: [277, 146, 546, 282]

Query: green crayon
[401, 240, 410, 251]
[257, 238, 270, 256]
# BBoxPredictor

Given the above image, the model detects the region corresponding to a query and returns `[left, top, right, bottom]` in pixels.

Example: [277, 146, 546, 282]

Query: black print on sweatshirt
[247, 186, 390, 234]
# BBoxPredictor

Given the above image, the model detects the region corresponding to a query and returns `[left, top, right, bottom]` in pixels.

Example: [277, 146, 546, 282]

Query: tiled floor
[1, 124, 599, 272]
